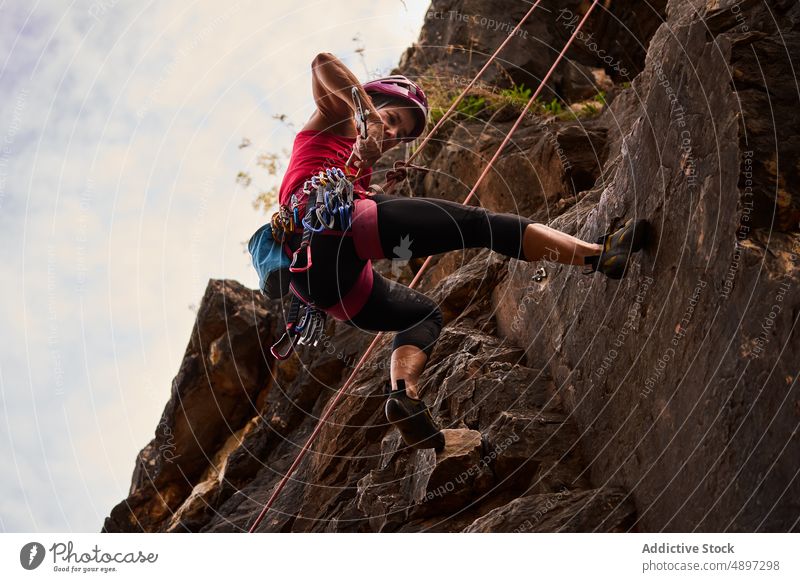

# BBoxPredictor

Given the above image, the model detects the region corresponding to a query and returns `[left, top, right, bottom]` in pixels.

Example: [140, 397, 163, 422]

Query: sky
[0, 0, 430, 533]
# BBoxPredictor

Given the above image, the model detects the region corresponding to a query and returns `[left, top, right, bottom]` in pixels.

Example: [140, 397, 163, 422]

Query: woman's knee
[419, 303, 444, 357]
[428, 303, 443, 336]
[393, 303, 443, 358]
[483, 211, 535, 259]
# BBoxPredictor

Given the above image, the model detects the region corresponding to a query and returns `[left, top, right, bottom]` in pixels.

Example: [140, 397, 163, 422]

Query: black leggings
[288, 193, 535, 358]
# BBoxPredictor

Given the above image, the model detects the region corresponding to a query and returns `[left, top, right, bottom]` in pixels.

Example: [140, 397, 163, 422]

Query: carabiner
[316, 205, 336, 229]
[351, 87, 369, 140]
[298, 309, 325, 347]
[270, 329, 300, 360]
[298, 319, 314, 346]
[295, 307, 312, 333]
[302, 212, 326, 233]
[290, 194, 300, 225]
[289, 242, 313, 273]
[326, 195, 336, 215]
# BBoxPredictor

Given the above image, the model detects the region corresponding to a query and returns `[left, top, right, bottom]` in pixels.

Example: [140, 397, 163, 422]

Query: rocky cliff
[104, 0, 799, 533]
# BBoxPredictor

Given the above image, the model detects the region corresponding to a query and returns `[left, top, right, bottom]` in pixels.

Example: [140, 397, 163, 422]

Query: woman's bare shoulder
[301, 110, 357, 137]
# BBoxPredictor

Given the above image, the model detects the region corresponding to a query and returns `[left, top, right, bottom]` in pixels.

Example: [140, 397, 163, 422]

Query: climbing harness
[269, 167, 361, 360]
[249, 0, 601, 532]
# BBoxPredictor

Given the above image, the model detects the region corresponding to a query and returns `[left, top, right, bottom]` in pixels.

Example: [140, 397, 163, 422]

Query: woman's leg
[345, 270, 442, 399]
[356, 194, 601, 264]
[523, 223, 603, 265]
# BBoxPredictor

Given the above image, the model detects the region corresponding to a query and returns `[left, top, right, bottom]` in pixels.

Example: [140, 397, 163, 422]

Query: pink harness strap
[351, 197, 384, 260]
[288, 260, 374, 322]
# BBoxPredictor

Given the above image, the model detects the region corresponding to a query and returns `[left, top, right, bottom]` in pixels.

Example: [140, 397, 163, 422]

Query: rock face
[492, 0, 800, 532]
[104, 0, 799, 532]
[398, 0, 668, 99]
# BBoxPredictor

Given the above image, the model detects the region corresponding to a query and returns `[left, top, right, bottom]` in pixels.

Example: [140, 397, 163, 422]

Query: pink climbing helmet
[363, 75, 429, 141]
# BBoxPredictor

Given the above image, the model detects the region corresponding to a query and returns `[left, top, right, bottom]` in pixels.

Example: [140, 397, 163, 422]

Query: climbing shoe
[583, 218, 650, 280]
[384, 379, 446, 453]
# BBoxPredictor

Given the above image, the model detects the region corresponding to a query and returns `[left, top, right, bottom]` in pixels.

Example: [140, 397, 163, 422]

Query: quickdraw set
[269, 166, 358, 360]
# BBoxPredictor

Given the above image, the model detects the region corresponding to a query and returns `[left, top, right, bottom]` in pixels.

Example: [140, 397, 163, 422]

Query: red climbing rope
[382, 0, 545, 193]
[248, 0, 601, 533]
[405, 0, 545, 166]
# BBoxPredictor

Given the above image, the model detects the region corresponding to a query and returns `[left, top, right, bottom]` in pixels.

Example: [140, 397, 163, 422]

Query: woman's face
[376, 105, 416, 152]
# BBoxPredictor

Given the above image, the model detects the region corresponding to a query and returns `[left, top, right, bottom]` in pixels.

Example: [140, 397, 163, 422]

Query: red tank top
[279, 129, 372, 214]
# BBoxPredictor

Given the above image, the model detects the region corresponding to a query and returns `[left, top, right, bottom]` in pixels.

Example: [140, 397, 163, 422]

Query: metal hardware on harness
[270, 328, 300, 360]
[296, 168, 356, 236]
[533, 266, 547, 282]
[270, 297, 327, 359]
[270, 295, 302, 360]
[295, 305, 312, 333]
[289, 241, 313, 273]
[289, 193, 301, 226]
[270, 205, 294, 243]
[297, 308, 326, 347]
[272, 165, 352, 359]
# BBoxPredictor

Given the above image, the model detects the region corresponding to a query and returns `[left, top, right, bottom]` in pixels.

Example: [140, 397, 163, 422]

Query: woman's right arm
[310, 52, 380, 126]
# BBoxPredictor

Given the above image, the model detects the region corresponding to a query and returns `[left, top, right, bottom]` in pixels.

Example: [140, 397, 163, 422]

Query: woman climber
[250, 52, 649, 453]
